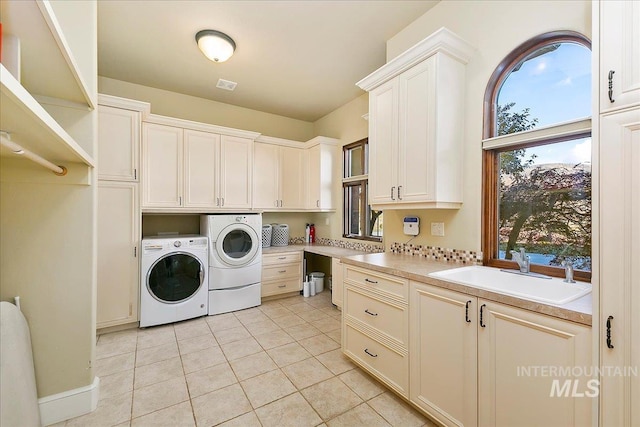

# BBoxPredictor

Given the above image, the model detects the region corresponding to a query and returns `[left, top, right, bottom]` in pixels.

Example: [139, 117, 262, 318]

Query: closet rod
[0, 131, 67, 176]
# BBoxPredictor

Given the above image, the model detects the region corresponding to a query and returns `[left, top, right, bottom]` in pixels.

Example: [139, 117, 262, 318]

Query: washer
[140, 235, 208, 327]
[200, 214, 262, 315]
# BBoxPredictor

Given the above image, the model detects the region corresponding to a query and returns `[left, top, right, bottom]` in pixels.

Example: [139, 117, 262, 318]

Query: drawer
[344, 286, 407, 345]
[344, 266, 407, 301]
[262, 263, 302, 281]
[262, 278, 302, 297]
[344, 324, 408, 397]
[263, 251, 302, 265]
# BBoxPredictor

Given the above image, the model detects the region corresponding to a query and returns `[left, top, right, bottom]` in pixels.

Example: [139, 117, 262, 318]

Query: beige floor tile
[282, 357, 334, 389]
[177, 333, 218, 355]
[286, 323, 322, 340]
[273, 314, 306, 328]
[98, 329, 138, 345]
[66, 391, 132, 427]
[315, 348, 355, 375]
[267, 342, 313, 367]
[130, 401, 195, 427]
[185, 362, 237, 398]
[301, 377, 363, 420]
[134, 356, 184, 389]
[218, 410, 262, 427]
[311, 317, 341, 333]
[229, 351, 278, 381]
[297, 309, 331, 323]
[112, 422, 130, 427]
[339, 368, 386, 400]
[235, 309, 271, 326]
[319, 306, 341, 316]
[173, 318, 211, 341]
[99, 369, 134, 400]
[253, 329, 295, 350]
[221, 336, 262, 361]
[95, 352, 135, 377]
[326, 403, 391, 427]
[368, 392, 427, 427]
[241, 369, 296, 408]
[255, 392, 322, 427]
[244, 318, 281, 336]
[181, 345, 227, 374]
[135, 341, 179, 367]
[277, 295, 306, 306]
[192, 383, 252, 426]
[205, 312, 242, 332]
[287, 302, 317, 314]
[132, 377, 189, 418]
[137, 325, 176, 350]
[96, 338, 137, 360]
[259, 304, 292, 319]
[214, 325, 252, 344]
[325, 328, 341, 344]
[298, 333, 340, 356]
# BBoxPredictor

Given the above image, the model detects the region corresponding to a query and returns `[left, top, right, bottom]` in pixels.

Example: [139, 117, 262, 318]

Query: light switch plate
[431, 222, 445, 236]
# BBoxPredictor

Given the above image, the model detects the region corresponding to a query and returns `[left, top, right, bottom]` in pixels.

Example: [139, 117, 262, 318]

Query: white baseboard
[38, 376, 100, 426]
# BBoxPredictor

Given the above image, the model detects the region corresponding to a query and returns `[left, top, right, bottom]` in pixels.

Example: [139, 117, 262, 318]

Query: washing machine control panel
[235, 216, 248, 223]
[174, 241, 182, 248]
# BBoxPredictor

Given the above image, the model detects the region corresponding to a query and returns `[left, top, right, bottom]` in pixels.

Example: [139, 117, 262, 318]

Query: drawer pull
[278, 270, 287, 273]
[364, 309, 378, 317]
[480, 304, 487, 328]
[364, 278, 378, 284]
[278, 256, 286, 260]
[364, 348, 378, 358]
[606, 315, 614, 349]
[465, 300, 472, 323]
[278, 284, 287, 288]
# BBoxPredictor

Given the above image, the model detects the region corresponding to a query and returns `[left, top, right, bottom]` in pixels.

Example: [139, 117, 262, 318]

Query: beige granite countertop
[340, 252, 592, 326]
[262, 244, 371, 259]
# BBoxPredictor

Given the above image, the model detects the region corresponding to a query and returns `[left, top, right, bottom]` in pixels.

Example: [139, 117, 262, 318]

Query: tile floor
[53, 291, 436, 427]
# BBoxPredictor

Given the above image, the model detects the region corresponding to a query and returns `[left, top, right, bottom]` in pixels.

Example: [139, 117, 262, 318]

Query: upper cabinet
[599, 0, 640, 112]
[357, 28, 474, 210]
[306, 137, 338, 211]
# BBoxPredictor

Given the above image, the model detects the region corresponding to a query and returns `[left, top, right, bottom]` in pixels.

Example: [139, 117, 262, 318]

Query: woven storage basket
[271, 224, 289, 247]
[262, 224, 272, 248]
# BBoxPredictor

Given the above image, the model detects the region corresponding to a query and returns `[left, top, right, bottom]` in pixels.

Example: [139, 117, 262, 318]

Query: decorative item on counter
[310, 224, 316, 243]
[271, 224, 289, 246]
[262, 224, 272, 248]
[305, 224, 310, 243]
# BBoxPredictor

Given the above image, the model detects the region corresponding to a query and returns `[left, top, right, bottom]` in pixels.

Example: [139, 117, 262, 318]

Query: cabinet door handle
[608, 70, 615, 103]
[316, 199, 320, 208]
[465, 300, 472, 323]
[221, 198, 224, 206]
[364, 309, 378, 317]
[364, 278, 378, 284]
[278, 256, 286, 260]
[398, 185, 402, 200]
[364, 348, 378, 358]
[179, 196, 182, 206]
[391, 186, 395, 200]
[134, 246, 137, 257]
[606, 315, 615, 349]
[278, 284, 287, 288]
[480, 304, 487, 328]
[134, 169, 137, 180]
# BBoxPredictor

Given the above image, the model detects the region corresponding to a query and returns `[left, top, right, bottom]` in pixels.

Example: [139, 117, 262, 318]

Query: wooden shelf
[0, 64, 95, 167]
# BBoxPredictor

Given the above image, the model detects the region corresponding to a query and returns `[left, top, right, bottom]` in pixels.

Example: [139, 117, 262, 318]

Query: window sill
[343, 234, 382, 243]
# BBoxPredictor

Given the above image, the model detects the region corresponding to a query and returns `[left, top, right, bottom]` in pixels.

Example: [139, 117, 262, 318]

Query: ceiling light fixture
[195, 30, 236, 63]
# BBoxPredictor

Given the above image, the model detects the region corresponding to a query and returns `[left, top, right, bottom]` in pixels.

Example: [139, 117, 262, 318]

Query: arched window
[482, 31, 592, 281]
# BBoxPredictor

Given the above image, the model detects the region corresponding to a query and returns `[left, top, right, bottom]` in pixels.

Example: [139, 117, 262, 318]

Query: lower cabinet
[261, 251, 302, 297]
[410, 281, 592, 427]
[331, 257, 343, 308]
[97, 182, 140, 328]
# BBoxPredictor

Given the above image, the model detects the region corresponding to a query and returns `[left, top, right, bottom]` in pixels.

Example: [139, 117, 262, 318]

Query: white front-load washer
[200, 214, 262, 315]
[140, 235, 209, 327]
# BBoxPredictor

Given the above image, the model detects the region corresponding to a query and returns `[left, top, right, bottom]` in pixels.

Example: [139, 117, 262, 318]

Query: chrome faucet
[562, 260, 576, 283]
[510, 248, 530, 273]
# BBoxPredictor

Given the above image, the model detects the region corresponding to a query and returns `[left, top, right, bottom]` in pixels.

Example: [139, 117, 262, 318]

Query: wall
[99, 77, 315, 142]
[380, 0, 591, 253]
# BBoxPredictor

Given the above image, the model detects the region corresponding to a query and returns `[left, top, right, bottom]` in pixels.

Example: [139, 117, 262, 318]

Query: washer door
[147, 252, 205, 303]
[215, 223, 259, 267]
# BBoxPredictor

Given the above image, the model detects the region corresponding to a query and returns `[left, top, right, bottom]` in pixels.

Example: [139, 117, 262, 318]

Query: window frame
[342, 138, 382, 242]
[481, 31, 592, 282]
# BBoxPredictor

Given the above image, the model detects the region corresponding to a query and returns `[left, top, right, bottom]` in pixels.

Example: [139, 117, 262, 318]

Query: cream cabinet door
[409, 282, 477, 427]
[368, 79, 399, 205]
[142, 123, 183, 208]
[98, 105, 140, 181]
[478, 301, 592, 427]
[598, 107, 640, 426]
[600, 0, 640, 112]
[97, 182, 139, 328]
[253, 143, 280, 209]
[331, 257, 343, 309]
[306, 144, 335, 210]
[183, 130, 218, 208]
[280, 146, 304, 209]
[219, 135, 253, 209]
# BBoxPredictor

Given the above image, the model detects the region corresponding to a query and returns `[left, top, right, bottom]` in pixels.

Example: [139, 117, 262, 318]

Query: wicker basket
[262, 224, 272, 248]
[271, 224, 289, 247]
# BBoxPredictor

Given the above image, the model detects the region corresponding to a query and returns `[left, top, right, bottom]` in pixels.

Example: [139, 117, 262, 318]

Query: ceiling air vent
[216, 78, 237, 91]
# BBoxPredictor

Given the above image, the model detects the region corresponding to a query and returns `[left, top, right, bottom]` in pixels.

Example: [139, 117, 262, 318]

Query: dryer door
[147, 252, 205, 303]
[215, 223, 260, 267]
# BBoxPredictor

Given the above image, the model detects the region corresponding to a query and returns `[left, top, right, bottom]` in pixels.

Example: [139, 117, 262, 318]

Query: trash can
[310, 272, 325, 293]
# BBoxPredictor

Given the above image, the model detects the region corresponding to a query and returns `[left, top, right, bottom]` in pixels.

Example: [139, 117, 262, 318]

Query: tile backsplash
[390, 242, 483, 265]
[288, 237, 384, 253]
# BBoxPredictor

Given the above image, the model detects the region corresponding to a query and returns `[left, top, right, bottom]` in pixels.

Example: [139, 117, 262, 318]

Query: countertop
[262, 244, 372, 259]
[340, 252, 592, 326]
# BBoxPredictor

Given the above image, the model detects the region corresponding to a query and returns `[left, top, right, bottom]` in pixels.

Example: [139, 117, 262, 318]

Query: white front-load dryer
[140, 235, 208, 327]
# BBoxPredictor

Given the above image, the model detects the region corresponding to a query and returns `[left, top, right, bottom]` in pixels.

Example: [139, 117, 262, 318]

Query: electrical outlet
[431, 222, 445, 236]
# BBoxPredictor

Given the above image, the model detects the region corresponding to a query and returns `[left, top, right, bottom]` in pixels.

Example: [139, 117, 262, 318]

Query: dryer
[140, 235, 208, 327]
[200, 214, 262, 315]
